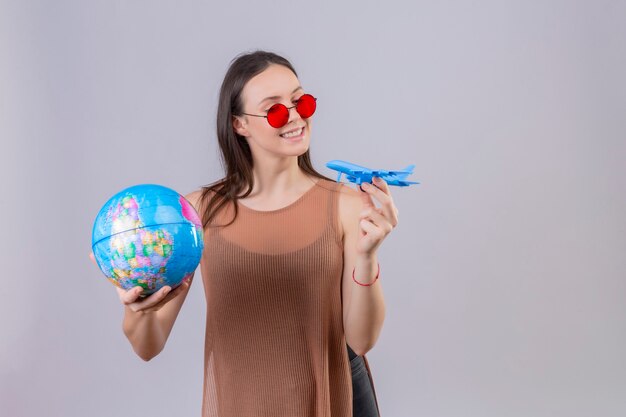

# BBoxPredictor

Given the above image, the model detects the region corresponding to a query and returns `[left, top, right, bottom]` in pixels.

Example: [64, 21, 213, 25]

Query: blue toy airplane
[325, 160, 420, 187]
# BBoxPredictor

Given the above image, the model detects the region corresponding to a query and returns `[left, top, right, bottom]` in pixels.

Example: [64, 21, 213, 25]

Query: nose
[287, 104, 301, 123]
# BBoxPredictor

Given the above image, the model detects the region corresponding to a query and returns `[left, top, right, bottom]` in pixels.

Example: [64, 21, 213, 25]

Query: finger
[363, 179, 398, 225]
[129, 286, 172, 312]
[372, 176, 390, 194]
[89, 252, 97, 266]
[117, 286, 145, 305]
[358, 183, 376, 209]
[165, 280, 191, 300]
[362, 180, 391, 204]
[362, 202, 398, 228]
[360, 208, 393, 233]
[154, 279, 191, 303]
[359, 217, 385, 241]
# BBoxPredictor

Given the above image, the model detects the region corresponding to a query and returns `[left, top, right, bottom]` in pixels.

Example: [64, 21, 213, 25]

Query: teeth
[281, 128, 303, 138]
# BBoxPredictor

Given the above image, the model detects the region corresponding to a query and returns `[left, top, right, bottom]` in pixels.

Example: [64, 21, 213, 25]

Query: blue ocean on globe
[92, 184, 204, 296]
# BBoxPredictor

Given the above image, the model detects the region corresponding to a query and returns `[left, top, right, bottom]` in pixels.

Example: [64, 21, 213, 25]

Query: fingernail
[163, 287, 170, 295]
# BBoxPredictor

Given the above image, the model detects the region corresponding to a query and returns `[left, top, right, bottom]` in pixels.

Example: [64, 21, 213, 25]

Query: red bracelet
[352, 263, 380, 286]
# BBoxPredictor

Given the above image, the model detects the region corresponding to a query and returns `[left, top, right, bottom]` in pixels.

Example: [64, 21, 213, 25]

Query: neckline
[237, 179, 322, 214]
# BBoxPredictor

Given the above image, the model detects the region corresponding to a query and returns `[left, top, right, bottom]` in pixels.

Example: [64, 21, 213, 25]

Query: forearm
[122, 308, 167, 361]
[123, 291, 187, 361]
[121, 277, 193, 361]
[344, 253, 386, 356]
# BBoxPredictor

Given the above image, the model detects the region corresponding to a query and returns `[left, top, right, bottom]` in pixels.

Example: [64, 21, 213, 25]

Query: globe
[92, 184, 204, 297]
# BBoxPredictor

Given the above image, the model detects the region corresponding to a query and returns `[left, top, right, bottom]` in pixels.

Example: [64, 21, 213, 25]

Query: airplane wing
[369, 170, 390, 176]
[382, 173, 403, 181]
[380, 173, 420, 185]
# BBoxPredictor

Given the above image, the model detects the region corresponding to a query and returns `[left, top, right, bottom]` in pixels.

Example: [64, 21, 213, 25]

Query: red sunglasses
[241, 93, 317, 128]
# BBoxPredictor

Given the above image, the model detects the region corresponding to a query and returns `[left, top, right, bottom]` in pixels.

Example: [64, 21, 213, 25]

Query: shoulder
[335, 181, 362, 239]
[309, 178, 361, 239]
[184, 188, 219, 217]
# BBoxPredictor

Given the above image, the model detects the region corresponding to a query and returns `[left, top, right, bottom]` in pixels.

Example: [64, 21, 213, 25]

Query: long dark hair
[199, 50, 333, 229]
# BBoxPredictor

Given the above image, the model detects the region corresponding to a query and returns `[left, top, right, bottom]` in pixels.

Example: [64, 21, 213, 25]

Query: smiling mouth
[279, 127, 304, 139]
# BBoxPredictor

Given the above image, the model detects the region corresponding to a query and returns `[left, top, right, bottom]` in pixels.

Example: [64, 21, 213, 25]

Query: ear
[232, 115, 249, 137]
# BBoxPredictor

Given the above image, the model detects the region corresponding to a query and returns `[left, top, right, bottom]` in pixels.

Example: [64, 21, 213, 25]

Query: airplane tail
[397, 164, 415, 179]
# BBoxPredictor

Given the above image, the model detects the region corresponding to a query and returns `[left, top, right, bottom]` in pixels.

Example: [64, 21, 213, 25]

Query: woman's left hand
[356, 176, 399, 256]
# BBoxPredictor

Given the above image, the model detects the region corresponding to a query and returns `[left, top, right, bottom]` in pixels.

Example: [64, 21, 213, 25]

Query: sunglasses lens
[296, 94, 316, 118]
[267, 104, 289, 128]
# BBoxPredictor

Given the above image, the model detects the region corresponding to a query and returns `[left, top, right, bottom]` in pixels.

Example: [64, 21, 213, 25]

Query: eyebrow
[258, 86, 303, 106]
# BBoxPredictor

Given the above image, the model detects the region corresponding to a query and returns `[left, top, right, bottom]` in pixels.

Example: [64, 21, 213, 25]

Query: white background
[1, 0, 625, 416]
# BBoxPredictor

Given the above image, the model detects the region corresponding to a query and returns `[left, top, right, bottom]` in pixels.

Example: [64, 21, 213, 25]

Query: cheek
[262, 127, 282, 143]
[251, 123, 278, 139]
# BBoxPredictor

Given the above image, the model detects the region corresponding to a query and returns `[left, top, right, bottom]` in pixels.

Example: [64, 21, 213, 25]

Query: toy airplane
[326, 159, 420, 187]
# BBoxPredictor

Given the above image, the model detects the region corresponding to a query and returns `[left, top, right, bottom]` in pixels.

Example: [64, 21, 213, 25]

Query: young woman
[92, 50, 399, 417]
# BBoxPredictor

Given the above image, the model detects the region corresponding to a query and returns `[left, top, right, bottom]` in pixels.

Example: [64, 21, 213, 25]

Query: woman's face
[234, 64, 312, 160]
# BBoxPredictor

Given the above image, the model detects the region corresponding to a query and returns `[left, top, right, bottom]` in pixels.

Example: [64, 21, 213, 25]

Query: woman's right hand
[89, 252, 193, 313]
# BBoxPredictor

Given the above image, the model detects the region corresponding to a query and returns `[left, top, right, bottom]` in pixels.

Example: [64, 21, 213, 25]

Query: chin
[287, 145, 310, 157]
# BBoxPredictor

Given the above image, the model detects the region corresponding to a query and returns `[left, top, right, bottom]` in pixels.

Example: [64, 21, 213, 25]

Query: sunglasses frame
[241, 94, 317, 128]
